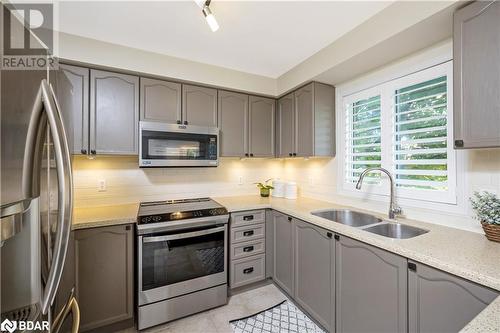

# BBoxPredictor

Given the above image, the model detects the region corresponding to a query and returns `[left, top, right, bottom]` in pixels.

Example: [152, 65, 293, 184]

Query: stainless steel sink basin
[311, 209, 383, 227]
[363, 223, 428, 239]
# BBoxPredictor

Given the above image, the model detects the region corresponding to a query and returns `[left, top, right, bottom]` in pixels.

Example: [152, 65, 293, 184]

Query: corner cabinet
[277, 82, 335, 157]
[140, 77, 181, 124]
[408, 261, 498, 333]
[335, 235, 407, 333]
[272, 211, 294, 296]
[182, 84, 218, 127]
[75, 224, 134, 332]
[453, 1, 500, 149]
[249, 96, 275, 157]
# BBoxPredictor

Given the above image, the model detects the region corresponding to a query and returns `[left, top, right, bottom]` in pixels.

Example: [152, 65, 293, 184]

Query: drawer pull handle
[243, 246, 254, 252]
[243, 230, 254, 237]
[243, 215, 254, 221]
[243, 267, 254, 274]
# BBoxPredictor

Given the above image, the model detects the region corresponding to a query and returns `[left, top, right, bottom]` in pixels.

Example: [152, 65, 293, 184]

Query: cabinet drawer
[231, 210, 266, 227]
[231, 238, 265, 260]
[230, 254, 265, 288]
[231, 224, 265, 244]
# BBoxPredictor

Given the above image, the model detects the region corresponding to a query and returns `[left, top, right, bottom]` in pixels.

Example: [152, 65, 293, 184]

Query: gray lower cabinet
[75, 224, 134, 332]
[248, 96, 275, 157]
[408, 261, 498, 333]
[90, 69, 139, 155]
[453, 1, 500, 149]
[140, 77, 181, 123]
[272, 211, 294, 296]
[57, 64, 90, 155]
[182, 84, 218, 127]
[294, 220, 334, 331]
[335, 235, 407, 333]
[218, 90, 248, 157]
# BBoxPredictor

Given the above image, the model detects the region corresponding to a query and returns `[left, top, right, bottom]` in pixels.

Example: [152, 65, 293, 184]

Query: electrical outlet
[98, 179, 107, 192]
[238, 176, 243, 185]
[308, 176, 315, 186]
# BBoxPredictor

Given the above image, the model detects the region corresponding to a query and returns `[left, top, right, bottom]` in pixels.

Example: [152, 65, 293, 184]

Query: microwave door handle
[143, 226, 225, 243]
[36, 80, 73, 315]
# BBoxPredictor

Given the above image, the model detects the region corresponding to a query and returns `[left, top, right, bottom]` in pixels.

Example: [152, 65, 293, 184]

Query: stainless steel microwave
[139, 121, 219, 167]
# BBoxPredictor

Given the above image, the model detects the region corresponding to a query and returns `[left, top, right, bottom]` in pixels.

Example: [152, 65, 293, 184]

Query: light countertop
[72, 195, 500, 331]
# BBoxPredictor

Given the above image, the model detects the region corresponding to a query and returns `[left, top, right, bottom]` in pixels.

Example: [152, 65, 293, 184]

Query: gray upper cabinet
[75, 224, 134, 332]
[272, 211, 294, 296]
[182, 84, 218, 127]
[90, 69, 139, 155]
[336, 235, 407, 333]
[57, 64, 89, 155]
[277, 93, 295, 158]
[249, 96, 275, 157]
[294, 220, 334, 331]
[408, 261, 498, 333]
[453, 1, 500, 149]
[278, 82, 335, 157]
[140, 77, 181, 123]
[218, 91, 248, 157]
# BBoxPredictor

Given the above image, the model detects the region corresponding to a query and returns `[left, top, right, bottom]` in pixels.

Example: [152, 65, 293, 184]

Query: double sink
[311, 209, 428, 239]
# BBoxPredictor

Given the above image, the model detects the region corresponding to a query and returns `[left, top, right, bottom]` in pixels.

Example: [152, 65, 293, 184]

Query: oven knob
[153, 216, 161, 222]
[142, 217, 151, 223]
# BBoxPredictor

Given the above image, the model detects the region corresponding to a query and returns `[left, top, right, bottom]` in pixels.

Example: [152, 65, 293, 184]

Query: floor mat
[229, 300, 326, 333]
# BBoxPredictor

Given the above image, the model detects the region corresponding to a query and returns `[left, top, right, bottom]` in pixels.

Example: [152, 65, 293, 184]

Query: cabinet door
[218, 90, 248, 157]
[182, 84, 217, 127]
[294, 220, 334, 331]
[248, 96, 275, 157]
[75, 224, 134, 332]
[90, 70, 139, 155]
[453, 1, 500, 148]
[294, 83, 314, 157]
[277, 93, 295, 158]
[408, 261, 498, 333]
[272, 212, 294, 296]
[140, 77, 181, 123]
[58, 64, 89, 155]
[336, 235, 407, 333]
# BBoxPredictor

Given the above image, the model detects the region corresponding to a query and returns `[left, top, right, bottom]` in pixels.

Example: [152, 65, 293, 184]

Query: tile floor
[118, 283, 288, 333]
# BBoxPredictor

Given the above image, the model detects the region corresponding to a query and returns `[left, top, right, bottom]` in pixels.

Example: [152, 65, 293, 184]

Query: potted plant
[470, 191, 500, 243]
[255, 179, 274, 197]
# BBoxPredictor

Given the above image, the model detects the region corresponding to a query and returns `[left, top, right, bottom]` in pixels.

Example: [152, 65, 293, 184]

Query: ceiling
[57, 1, 392, 78]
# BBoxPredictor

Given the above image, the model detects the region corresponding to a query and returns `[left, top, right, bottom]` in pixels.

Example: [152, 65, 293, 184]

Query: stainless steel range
[136, 198, 229, 330]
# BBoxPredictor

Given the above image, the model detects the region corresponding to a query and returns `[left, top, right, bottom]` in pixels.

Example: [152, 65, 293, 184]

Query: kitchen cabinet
[265, 209, 274, 279]
[249, 96, 275, 157]
[57, 64, 89, 155]
[75, 224, 134, 332]
[453, 1, 500, 149]
[272, 211, 294, 296]
[218, 90, 248, 157]
[90, 69, 139, 155]
[294, 220, 334, 331]
[182, 84, 218, 127]
[277, 82, 335, 157]
[140, 77, 181, 123]
[408, 261, 498, 333]
[335, 235, 407, 333]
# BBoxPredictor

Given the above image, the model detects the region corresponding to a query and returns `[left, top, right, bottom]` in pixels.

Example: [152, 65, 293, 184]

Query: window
[341, 62, 456, 204]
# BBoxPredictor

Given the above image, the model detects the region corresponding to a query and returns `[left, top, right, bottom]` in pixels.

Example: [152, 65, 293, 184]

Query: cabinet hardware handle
[250, 153, 254, 157]
[184, 121, 188, 125]
[289, 153, 292, 156]
[177, 120, 181, 124]
[243, 246, 254, 252]
[334, 234, 340, 241]
[408, 262, 417, 272]
[125, 225, 131, 231]
[327, 232, 332, 238]
[81, 149, 87, 155]
[245, 153, 249, 157]
[454, 139, 464, 147]
[90, 150, 96, 155]
[243, 230, 254, 237]
[292, 153, 297, 157]
[243, 267, 254, 274]
[287, 216, 292, 222]
[243, 215, 254, 221]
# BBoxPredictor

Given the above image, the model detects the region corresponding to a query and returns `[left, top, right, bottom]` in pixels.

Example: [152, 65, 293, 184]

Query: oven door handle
[143, 226, 225, 243]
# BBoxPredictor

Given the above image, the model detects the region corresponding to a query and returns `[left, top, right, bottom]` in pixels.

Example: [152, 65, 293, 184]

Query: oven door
[138, 224, 227, 306]
[139, 121, 218, 167]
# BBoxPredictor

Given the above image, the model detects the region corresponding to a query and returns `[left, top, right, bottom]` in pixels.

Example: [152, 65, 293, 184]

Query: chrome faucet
[355, 167, 402, 219]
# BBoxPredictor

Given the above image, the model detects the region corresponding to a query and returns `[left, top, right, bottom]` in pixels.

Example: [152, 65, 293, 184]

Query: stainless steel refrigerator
[0, 9, 79, 333]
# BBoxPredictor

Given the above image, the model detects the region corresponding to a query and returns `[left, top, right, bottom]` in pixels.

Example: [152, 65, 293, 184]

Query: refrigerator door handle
[23, 79, 73, 315]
